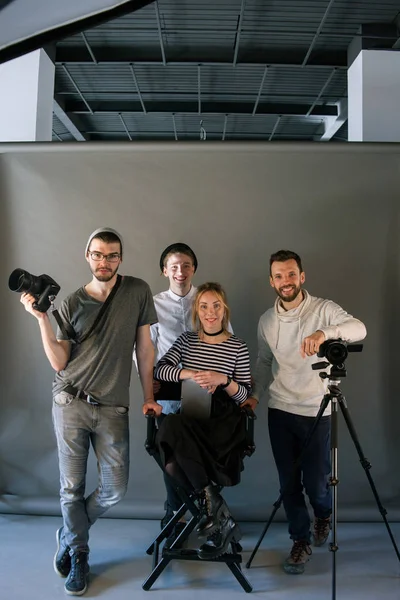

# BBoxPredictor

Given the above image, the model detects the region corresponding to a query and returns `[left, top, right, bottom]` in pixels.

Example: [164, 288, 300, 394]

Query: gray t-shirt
[53, 276, 157, 406]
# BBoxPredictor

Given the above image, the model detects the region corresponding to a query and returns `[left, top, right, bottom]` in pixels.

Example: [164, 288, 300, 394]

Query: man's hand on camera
[142, 399, 162, 416]
[301, 330, 326, 358]
[20, 293, 46, 320]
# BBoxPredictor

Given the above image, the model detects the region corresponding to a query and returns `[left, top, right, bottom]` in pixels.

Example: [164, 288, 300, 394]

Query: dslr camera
[9, 269, 60, 312]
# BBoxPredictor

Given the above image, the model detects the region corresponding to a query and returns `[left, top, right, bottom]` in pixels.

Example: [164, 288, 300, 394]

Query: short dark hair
[269, 250, 303, 275]
[90, 232, 122, 256]
[159, 243, 198, 272]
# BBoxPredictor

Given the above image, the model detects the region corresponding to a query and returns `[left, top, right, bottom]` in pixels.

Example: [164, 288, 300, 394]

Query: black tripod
[246, 362, 400, 600]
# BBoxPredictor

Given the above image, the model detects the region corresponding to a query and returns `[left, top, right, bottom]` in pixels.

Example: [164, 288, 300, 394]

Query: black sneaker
[53, 527, 71, 578]
[283, 540, 312, 574]
[64, 552, 89, 596]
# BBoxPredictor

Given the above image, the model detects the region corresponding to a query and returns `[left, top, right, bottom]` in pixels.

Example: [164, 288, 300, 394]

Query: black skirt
[156, 389, 246, 487]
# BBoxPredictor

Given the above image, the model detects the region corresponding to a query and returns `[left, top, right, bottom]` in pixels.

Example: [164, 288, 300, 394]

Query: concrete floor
[1, 514, 399, 599]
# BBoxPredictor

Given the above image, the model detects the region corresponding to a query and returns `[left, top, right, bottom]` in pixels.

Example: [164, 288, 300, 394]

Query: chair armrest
[240, 405, 257, 457]
[240, 405, 257, 420]
[144, 411, 157, 455]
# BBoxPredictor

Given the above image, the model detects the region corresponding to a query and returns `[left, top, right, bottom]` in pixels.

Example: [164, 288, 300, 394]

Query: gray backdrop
[1, 142, 399, 522]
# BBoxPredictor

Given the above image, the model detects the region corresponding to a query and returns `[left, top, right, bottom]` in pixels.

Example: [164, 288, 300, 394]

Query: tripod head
[312, 338, 363, 381]
[312, 362, 346, 381]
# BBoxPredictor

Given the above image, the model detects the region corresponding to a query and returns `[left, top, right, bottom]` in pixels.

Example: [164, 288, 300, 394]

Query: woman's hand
[192, 371, 228, 392]
[142, 399, 163, 416]
[179, 368, 199, 380]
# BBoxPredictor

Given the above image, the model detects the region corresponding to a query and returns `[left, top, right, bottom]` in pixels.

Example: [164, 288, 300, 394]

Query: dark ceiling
[51, 0, 400, 142]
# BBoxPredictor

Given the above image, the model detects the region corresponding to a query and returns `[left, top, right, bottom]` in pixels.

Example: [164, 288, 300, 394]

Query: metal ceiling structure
[52, 0, 400, 142]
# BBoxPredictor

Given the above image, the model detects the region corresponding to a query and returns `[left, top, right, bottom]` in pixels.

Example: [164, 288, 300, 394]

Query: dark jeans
[268, 407, 332, 543]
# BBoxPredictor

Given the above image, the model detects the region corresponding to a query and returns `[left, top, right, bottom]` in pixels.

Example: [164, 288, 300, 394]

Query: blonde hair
[192, 282, 230, 333]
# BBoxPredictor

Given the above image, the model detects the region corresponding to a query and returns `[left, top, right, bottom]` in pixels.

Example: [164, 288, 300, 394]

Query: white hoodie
[252, 290, 367, 416]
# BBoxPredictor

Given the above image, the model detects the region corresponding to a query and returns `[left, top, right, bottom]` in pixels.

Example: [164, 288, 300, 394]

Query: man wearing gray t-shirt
[20, 227, 157, 596]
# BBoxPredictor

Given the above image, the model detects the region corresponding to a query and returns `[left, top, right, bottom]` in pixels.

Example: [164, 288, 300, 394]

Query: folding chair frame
[143, 407, 256, 593]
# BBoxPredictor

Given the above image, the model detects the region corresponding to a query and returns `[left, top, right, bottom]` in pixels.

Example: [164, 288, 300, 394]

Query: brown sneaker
[313, 516, 331, 547]
[283, 540, 312, 574]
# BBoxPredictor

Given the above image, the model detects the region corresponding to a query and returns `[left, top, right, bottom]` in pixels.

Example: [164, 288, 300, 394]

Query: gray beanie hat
[85, 227, 124, 256]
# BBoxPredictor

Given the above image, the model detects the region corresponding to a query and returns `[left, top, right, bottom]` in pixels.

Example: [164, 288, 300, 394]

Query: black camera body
[317, 339, 348, 366]
[317, 339, 363, 366]
[9, 269, 60, 312]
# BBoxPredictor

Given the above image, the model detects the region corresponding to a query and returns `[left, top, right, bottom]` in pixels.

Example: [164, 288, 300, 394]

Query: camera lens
[8, 269, 41, 294]
[326, 342, 348, 365]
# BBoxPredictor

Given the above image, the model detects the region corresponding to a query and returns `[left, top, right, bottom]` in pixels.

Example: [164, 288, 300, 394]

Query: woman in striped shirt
[153, 282, 252, 560]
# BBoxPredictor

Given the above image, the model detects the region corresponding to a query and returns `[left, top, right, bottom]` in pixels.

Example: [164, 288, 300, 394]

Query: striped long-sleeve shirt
[154, 331, 252, 404]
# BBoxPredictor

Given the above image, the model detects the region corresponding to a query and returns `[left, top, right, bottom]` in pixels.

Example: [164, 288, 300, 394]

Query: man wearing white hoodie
[247, 250, 366, 575]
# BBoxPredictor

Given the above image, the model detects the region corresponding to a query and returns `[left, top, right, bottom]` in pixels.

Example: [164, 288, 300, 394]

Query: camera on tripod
[312, 339, 363, 379]
[8, 268, 60, 312]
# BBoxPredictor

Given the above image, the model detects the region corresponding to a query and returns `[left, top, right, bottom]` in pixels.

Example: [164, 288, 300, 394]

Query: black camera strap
[78, 274, 122, 344]
[51, 309, 74, 341]
[52, 274, 122, 344]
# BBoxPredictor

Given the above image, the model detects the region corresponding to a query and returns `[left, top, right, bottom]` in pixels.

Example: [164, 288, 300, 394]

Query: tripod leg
[246, 394, 331, 568]
[329, 398, 339, 600]
[246, 495, 282, 568]
[338, 395, 400, 562]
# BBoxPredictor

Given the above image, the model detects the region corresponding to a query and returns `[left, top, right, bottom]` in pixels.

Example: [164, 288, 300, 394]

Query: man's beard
[91, 265, 119, 282]
[275, 284, 302, 303]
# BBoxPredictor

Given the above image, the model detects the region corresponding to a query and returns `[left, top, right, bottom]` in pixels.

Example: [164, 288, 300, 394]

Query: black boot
[196, 484, 229, 538]
[198, 517, 242, 560]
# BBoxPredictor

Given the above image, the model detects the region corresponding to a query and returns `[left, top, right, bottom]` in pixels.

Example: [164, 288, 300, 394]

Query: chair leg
[142, 557, 171, 591]
[165, 514, 198, 551]
[226, 562, 253, 593]
[146, 502, 187, 555]
[143, 489, 253, 592]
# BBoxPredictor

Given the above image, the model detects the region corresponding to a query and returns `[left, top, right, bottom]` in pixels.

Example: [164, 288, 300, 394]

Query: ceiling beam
[62, 65, 93, 114]
[269, 115, 282, 141]
[320, 99, 348, 141]
[52, 129, 63, 142]
[66, 99, 338, 117]
[81, 32, 97, 64]
[53, 99, 86, 141]
[154, 0, 166, 66]
[306, 68, 336, 117]
[129, 64, 147, 113]
[85, 130, 315, 140]
[172, 114, 178, 140]
[55, 48, 348, 68]
[222, 114, 228, 141]
[119, 113, 132, 140]
[302, 0, 336, 66]
[233, 0, 246, 66]
[252, 66, 269, 116]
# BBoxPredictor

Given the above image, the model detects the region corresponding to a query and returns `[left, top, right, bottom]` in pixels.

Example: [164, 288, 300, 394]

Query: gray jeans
[52, 391, 129, 553]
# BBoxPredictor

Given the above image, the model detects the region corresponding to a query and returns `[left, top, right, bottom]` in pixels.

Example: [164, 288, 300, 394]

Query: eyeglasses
[88, 251, 121, 263]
